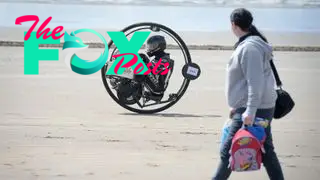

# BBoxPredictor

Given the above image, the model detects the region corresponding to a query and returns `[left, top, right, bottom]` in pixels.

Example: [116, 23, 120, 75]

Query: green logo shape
[62, 29, 108, 75]
[24, 31, 60, 75]
[106, 31, 151, 75]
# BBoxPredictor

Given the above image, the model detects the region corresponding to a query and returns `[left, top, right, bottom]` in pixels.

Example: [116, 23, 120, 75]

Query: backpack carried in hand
[229, 126, 266, 172]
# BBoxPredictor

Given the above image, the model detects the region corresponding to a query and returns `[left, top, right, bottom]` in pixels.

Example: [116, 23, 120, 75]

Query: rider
[136, 35, 174, 101]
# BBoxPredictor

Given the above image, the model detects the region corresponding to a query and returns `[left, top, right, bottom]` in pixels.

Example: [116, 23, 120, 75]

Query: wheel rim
[101, 22, 192, 114]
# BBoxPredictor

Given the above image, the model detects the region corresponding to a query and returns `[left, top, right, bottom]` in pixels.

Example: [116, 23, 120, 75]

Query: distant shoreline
[1, 40, 320, 52]
[1, 1, 320, 9]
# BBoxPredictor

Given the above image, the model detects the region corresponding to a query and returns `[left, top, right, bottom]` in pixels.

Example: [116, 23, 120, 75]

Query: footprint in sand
[103, 139, 128, 143]
[156, 143, 176, 148]
[85, 172, 94, 176]
[3, 163, 13, 168]
[56, 174, 67, 177]
[19, 161, 26, 165]
[43, 136, 74, 139]
[285, 164, 297, 168]
[146, 163, 160, 167]
[180, 131, 216, 135]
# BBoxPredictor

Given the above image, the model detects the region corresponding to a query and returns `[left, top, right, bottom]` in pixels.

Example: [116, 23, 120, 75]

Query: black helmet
[146, 35, 166, 57]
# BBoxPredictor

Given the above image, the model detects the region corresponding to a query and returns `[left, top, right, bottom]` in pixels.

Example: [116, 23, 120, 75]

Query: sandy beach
[1, 1, 320, 178]
[0, 44, 319, 179]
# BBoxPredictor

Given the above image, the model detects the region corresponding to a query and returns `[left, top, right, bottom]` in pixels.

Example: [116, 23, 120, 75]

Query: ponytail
[248, 25, 268, 43]
[230, 8, 269, 48]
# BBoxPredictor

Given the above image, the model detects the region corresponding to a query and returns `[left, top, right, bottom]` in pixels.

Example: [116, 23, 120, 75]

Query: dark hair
[230, 8, 268, 43]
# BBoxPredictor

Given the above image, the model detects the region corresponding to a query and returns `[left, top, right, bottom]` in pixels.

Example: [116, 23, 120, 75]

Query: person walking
[212, 8, 285, 180]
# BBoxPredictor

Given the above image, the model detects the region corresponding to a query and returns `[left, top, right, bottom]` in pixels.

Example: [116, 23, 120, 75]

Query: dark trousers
[212, 107, 284, 180]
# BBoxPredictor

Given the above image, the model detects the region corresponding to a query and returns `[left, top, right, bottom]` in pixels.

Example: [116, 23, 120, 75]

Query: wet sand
[0, 47, 319, 179]
[1, 26, 320, 47]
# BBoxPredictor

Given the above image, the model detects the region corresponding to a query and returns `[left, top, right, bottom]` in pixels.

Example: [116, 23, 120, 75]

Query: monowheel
[101, 22, 200, 114]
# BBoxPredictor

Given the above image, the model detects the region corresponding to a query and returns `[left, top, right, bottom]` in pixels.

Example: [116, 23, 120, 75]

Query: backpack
[229, 126, 266, 172]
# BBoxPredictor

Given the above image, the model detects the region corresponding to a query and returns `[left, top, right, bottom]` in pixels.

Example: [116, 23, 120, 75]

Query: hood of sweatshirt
[238, 35, 273, 62]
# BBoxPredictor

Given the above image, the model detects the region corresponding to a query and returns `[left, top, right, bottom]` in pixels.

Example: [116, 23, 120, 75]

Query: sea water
[0, 2, 320, 33]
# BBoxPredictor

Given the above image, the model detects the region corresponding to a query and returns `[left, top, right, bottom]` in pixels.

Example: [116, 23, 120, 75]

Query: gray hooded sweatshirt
[226, 35, 277, 118]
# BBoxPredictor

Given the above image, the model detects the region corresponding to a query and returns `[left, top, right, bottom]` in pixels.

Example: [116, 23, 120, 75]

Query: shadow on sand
[119, 112, 222, 118]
